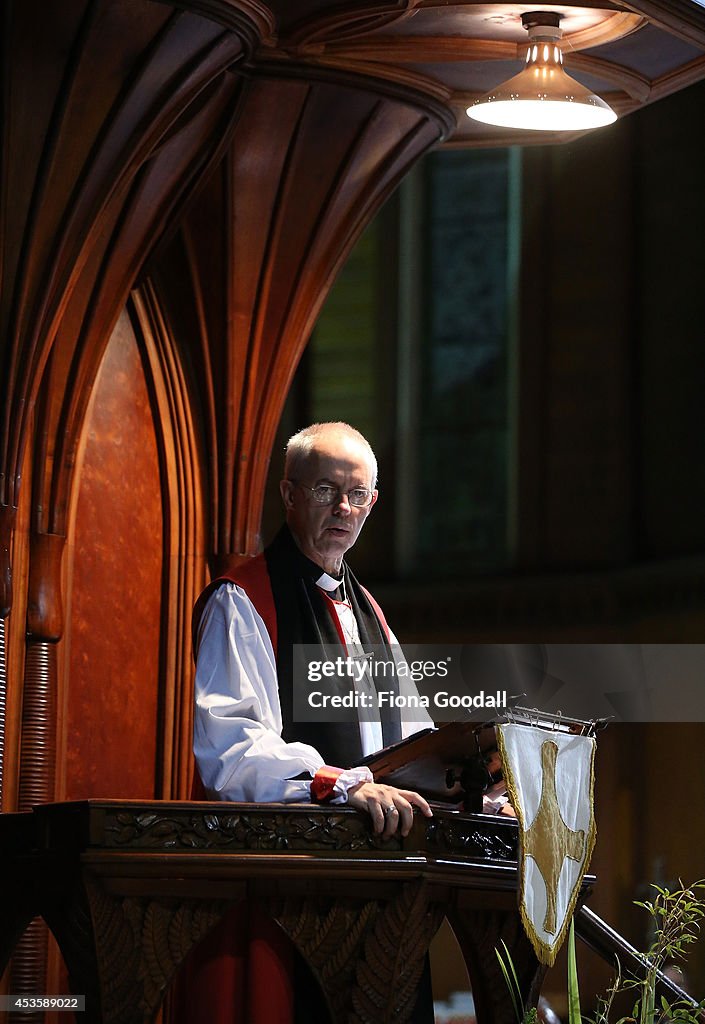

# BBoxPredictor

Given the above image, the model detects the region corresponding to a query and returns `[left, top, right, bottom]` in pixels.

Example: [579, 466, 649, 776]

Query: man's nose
[333, 492, 352, 514]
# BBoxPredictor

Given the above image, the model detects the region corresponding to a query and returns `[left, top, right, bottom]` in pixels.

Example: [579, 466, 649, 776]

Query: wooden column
[0, 504, 13, 806]
[0, 616, 6, 808]
[8, 532, 64, 1021]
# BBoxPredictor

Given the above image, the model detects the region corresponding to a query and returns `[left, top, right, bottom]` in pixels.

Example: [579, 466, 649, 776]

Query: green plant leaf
[567, 917, 582, 1024]
[496, 942, 522, 1024]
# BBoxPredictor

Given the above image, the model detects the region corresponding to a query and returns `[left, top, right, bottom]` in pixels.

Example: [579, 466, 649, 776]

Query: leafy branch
[605, 880, 705, 1024]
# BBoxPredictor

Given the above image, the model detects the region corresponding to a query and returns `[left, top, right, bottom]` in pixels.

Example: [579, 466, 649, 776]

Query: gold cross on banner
[524, 739, 585, 934]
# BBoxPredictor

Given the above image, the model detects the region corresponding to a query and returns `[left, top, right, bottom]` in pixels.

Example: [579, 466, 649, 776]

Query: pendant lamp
[467, 11, 617, 132]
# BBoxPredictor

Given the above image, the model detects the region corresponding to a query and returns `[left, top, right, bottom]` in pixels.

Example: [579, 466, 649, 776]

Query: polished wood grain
[64, 314, 162, 802]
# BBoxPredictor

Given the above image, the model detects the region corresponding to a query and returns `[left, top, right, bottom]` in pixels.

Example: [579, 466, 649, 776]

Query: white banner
[497, 722, 596, 965]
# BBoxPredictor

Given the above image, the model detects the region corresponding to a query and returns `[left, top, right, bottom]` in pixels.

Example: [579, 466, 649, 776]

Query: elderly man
[193, 420, 434, 838]
[179, 423, 436, 1024]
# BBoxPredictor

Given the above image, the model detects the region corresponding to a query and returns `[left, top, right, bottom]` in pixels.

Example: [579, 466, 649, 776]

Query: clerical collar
[316, 571, 344, 593]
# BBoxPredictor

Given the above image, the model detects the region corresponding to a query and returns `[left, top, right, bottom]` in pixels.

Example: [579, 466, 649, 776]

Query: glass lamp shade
[467, 38, 617, 131]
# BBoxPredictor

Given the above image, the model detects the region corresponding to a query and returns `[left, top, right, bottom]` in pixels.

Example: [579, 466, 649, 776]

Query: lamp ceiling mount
[521, 11, 562, 34]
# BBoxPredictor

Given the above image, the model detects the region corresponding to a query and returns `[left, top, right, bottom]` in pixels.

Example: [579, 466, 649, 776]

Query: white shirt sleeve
[193, 583, 325, 803]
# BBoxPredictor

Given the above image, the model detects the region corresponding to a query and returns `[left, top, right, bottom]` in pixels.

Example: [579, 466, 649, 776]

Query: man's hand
[346, 781, 433, 839]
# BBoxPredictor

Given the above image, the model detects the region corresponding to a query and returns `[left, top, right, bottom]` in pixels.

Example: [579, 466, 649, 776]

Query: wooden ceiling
[258, 0, 705, 147]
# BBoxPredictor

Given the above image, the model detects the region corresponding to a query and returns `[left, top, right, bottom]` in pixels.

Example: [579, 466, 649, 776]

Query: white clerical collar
[316, 571, 343, 593]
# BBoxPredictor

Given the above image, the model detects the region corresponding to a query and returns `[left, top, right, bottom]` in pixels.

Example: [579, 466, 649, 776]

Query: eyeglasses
[293, 482, 374, 507]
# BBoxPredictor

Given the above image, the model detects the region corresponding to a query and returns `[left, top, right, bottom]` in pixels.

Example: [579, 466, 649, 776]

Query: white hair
[284, 422, 378, 488]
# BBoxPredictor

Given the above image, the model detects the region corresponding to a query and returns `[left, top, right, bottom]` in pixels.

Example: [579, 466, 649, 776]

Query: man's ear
[280, 479, 295, 508]
[369, 490, 378, 510]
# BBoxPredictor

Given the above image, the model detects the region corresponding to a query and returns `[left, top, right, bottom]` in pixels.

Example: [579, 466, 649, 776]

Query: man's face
[280, 432, 378, 575]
